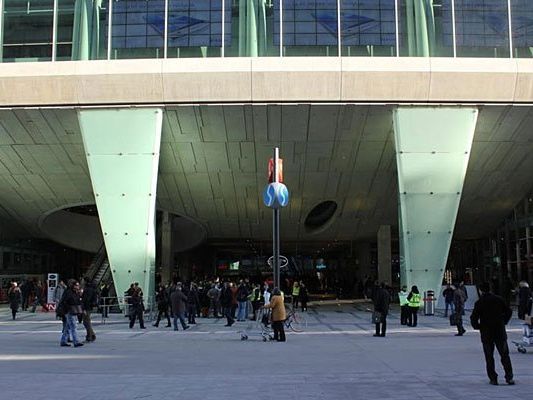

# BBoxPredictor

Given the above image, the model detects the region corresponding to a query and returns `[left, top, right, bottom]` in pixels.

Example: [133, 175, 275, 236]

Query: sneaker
[489, 380, 498, 386]
[60, 343, 71, 347]
[454, 333, 463, 336]
[183, 326, 190, 330]
[505, 379, 515, 385]
[140, 326, 146, 329]
[73, 343, 84, 348]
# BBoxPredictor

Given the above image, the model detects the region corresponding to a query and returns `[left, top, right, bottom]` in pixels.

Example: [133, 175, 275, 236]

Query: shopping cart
[512, 321, 533, 354]
[239, 307, 273, 342]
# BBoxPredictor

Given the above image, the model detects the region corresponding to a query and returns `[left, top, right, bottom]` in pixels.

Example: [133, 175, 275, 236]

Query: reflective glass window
[167, 0, 227, 58]
[341, 0, 396, 56]
[2, 0, 54, 62]
[398, 0, 453, 57]
[511, 0, 533, 58]
[455, 0, 510, 57]
[56, 0, 109, 60]
[276, 0, 338, 56]
[111, 0, 164, 59]
[226, 0, 279, 56]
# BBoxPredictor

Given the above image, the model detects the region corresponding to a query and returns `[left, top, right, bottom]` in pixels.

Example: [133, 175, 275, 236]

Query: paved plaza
[0, 303, 531, 400]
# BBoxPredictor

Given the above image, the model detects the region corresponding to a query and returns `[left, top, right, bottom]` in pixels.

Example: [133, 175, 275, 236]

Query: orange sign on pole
[268, 158, 283, 183]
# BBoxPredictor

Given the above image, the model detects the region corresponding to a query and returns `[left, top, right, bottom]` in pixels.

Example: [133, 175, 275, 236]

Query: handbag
[372, 311, 382, 324]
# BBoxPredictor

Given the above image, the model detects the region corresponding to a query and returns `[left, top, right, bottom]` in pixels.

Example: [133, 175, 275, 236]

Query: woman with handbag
[373, 282, 390, 337]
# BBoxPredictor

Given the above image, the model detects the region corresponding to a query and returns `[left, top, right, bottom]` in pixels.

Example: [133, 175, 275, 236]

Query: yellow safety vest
[408, 293, 421, 308]
[292, 287, 300, 296]
[398, 291, 409, 306]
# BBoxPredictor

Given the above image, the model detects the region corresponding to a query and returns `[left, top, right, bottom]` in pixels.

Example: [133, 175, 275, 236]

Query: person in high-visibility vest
[398, 285, 409, 325]
[407, 285, 421, 327]
[291, 281, 301, 309]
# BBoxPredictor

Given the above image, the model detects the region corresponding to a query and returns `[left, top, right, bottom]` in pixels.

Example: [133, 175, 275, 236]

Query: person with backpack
[82, 277, 98, 342]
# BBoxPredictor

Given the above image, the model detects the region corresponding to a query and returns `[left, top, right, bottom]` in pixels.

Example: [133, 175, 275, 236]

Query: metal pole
[273, 147, 280, 289]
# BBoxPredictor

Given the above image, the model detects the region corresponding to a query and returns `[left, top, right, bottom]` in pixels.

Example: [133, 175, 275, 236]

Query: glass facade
[1, 0, 533, 61]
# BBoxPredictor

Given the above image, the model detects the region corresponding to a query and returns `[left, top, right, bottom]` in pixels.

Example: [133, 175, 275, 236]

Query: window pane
[56, 0, 110, 61]
[341, 0, 396, 57]
[512, 0, 533, 58]
[2, 0, 54, 62]
[226, 0, 278, 56]
[277, 0, 338, 56]
[455, 0, 510, 58]
[111, 0, 164, 59]
[398, 0, 454, 57]
[167, 0, 225, 58]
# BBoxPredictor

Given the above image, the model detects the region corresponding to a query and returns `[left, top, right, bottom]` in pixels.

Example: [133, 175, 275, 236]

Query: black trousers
[375, 318, 387, 336]
[272, 321, 286, 342]
[187, 304, 196, 323]
[11, 308, 17, 320]
[400, 305, 409, 325]
[223, 306, 234, 325]
[482, 337, 513, 381]
[154, 309, 171, 326]
[455, 311, 465, 334]
[408, 308, 418, 327]
[129, 310, 145, 328]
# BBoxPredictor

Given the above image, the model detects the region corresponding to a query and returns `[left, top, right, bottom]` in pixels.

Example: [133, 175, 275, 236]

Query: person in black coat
[470, 282, 514, 385]
[7, 283, 22, 320]
[81, 279, 98, 342]
[219, 282, 235, 327]
[153, 284, 171, 327]
[373, 282, 391, 337]
[186, 283, 200, 324]
[128, 288, 146, 329]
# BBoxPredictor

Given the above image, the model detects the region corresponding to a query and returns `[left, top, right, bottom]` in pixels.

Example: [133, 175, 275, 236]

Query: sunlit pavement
[0, 303, 531, 400]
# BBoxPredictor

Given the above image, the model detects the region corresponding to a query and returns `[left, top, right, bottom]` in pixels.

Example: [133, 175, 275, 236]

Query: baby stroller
[513, 318, 533, 354]
[239, 307, 274, 342]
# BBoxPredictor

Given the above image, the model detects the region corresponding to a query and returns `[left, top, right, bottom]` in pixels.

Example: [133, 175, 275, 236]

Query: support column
[377, 225, 392, 285]
[393, 107, 478, 296]
[79, 108, 163, 298]
[160, 211, 173, 284]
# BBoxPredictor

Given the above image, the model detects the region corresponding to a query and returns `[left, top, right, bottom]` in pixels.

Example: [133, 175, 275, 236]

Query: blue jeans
[60, 314, 80, 345]
[444, 301, 455, 317]
[237, 301, 247, 321]
[173, 312, 187, 330]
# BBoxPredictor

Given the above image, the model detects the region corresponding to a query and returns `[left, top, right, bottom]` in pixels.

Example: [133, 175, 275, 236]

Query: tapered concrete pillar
[377, 225, 392, 285]
[393, 107, 478, 296]
[79, 108, 163, 298]
[160, 211, 173, 284]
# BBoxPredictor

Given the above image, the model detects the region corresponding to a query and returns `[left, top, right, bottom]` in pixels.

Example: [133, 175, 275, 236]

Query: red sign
[268, 158, 283, 183]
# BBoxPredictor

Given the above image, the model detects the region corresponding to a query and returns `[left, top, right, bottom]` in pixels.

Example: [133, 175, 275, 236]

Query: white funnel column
[393, 107, 478, 296]
[79, 108, 163, 298]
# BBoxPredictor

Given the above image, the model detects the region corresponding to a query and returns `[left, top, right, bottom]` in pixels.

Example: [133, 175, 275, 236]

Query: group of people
[371, 278, 533, 386]
[55, 277, 99, 348]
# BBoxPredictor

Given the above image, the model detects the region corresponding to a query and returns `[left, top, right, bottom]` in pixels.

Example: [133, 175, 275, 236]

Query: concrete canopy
[0, 104, 533, 250]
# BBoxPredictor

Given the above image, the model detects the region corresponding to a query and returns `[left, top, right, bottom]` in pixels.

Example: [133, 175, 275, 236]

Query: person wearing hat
[470, 282, 514, 385]
[8, 282, 22, 320]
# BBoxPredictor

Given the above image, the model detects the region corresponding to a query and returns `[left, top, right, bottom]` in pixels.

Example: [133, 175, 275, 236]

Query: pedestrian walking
[407, 285, 421, 327]
[470, 282, 514, 386]
[7, 282, 22, 320]
[373, 282, 390, 337]
[299, 282, 308, 312]
[442, 284, 455, 317]
[453, 284, 466, 336]
[128, 287, 146, 329]
[186, 283, 200, 324]
[517, 281, 531, 320]
[153, 284, 171, 327]
[58, 280, 84, 347]
[82, 278, 98, 342]
[220, 282, 235, 327]
[170, 283, 189, 331]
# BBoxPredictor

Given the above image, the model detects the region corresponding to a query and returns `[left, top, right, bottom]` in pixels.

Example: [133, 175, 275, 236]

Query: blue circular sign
[263, 182, 290, 209]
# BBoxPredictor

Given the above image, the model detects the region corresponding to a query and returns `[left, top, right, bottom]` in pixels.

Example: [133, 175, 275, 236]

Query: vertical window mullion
[280, 0, 283, 57]
[52, 0, 58, 61]
[0, 0, 4, 61]
[164, 0, 168, 58]
[507, 0, 513, 58]
[221, 0, 225, 57]
[451, 0, 457, 57]
[107, 0, 113, 59]
[337, 0, 341, 56]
